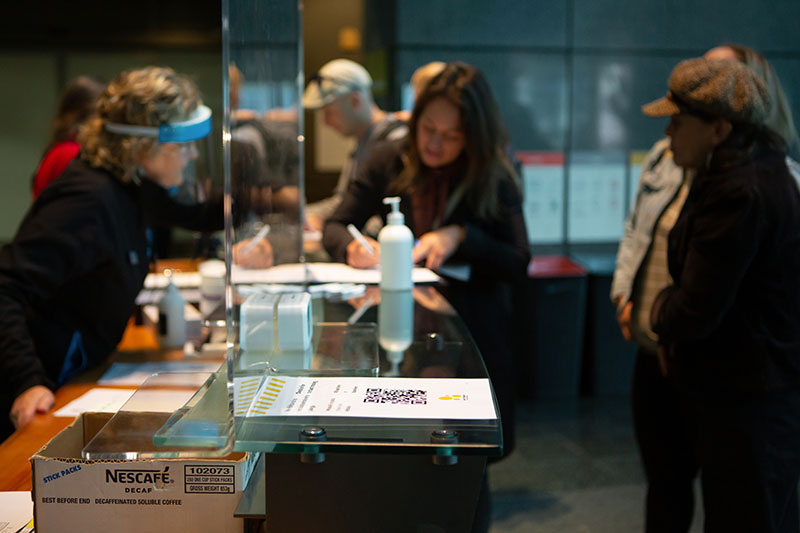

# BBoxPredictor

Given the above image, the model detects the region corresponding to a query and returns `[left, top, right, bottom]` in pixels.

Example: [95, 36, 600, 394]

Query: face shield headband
[104, 104, 212, 143]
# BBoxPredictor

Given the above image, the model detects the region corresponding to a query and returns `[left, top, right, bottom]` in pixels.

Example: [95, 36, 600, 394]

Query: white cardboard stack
[31, 413, 257, 533]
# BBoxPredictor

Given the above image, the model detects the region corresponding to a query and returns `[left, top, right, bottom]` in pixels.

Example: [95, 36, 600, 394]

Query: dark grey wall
[388, 0, 800, 154]
[374, 0, 800, 246]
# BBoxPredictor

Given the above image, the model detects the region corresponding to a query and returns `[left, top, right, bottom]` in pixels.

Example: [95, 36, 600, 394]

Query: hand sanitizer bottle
[159, 273, 187, 348]
[378, 197, 413, 290]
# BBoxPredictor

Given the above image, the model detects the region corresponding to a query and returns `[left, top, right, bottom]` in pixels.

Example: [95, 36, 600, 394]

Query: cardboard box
[31, 413, 258, 533]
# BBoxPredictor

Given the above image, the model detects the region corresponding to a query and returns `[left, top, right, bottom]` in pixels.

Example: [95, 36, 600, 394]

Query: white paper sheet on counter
[233, 376, 496, 420]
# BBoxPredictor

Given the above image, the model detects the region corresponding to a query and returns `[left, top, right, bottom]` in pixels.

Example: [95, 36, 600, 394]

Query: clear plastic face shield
[105, 105, 213, 198]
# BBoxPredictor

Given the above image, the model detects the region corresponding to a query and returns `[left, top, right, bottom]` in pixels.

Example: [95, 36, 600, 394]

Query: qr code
[364, 388, 427, 405]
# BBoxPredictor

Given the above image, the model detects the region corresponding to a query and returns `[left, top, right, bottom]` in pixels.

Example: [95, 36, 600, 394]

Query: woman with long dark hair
[323, 61, 529, 459]
[323, 61, 529, 531]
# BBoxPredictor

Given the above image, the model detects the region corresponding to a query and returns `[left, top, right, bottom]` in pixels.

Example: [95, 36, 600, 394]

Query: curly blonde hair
[78, 66, 201, 182]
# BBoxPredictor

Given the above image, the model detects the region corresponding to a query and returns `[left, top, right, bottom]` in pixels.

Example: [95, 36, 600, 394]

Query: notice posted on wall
[233, 376, 497, 420]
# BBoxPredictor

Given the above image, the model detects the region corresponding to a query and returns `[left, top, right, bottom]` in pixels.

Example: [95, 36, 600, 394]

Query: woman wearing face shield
[0, 66, 270, 437]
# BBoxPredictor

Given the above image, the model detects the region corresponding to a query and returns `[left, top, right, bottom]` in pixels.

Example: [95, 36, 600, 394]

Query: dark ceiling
[1, 0, 222, 50]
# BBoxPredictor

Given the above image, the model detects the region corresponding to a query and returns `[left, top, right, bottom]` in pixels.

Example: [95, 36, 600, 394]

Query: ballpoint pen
[346, 224, 376, 256]
[347, 293, 375, 325]
[241, 224, 270, 256]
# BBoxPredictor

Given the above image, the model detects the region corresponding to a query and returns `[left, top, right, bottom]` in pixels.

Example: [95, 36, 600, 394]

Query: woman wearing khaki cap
[643, 57, 800, 532]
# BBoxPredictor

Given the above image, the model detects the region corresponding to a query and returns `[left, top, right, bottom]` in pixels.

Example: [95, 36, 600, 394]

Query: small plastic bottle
[378, 197, 413, 290]
[159, 276, 187, 348]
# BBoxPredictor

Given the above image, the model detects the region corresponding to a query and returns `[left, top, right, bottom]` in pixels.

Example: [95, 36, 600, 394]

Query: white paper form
[518, 151, 565, 244]
[135, 288, 201, 305]
[144, 271, 202, 289]
[232, 263, 440, 285]
[53, 388, 198, 417]
[98, 361, 224, 386]
[237, 376, 497, 420]
[54, 388, 137, 417]
[0, 492, 33, 533]
[568, 151, 626, 242]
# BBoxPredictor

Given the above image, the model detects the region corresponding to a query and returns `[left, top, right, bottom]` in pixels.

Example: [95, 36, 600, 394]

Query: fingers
[10, 403, 34, 429]
[414, 228, 461, 271]
[425, 249, 444, 271]
[37, 390, 55, 413]
[363, 236, 379, 254]
[346, 239, 379, 268]
[617, 301, 633, 341]
[412, 240, 430, 264]
[415, 239, 444, 271]
[10, 386, 55, 429]
[306, 213, 323, 232]
[233, 239, 274, 269]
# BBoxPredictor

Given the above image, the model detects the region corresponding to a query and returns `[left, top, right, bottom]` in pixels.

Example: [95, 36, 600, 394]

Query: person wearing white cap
[303, 58, 406, 231]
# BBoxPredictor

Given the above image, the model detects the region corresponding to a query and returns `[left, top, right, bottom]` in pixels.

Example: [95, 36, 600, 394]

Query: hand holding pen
[345, 224, 380, 269]
[232, 224, 274, 269]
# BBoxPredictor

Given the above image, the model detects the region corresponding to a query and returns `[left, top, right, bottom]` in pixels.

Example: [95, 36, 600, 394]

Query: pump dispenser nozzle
[383, 196, 404, 225]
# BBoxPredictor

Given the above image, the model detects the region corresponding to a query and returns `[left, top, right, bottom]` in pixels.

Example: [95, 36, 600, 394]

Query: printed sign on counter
[233, 376, 497, 420]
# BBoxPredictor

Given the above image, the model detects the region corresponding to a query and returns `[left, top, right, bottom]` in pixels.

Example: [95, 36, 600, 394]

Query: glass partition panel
[82, 371, 232, 459]
[224, 0, 304, 272]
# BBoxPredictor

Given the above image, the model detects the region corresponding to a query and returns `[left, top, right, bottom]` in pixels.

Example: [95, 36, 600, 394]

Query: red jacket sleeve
[32, 141, 81, 198]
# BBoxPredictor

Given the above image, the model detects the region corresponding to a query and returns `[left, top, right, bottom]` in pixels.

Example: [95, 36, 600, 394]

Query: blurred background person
[611, 44, 800, 533]
[644, 57, 800, 532]
[303, 58, 407, 231]
[393, 60, 446, 123]
[705, 44, 800, 160]
[229, 64, 301, 220]
[31, 75, 106, 199]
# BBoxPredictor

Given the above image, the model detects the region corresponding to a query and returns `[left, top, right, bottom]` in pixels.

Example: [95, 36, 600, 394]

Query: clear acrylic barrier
[234, 322, 379, 376]
[82, 371, 232, 459]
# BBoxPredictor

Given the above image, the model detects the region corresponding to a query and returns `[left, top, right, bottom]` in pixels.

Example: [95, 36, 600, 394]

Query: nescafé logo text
[105, 466, 171, 489]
